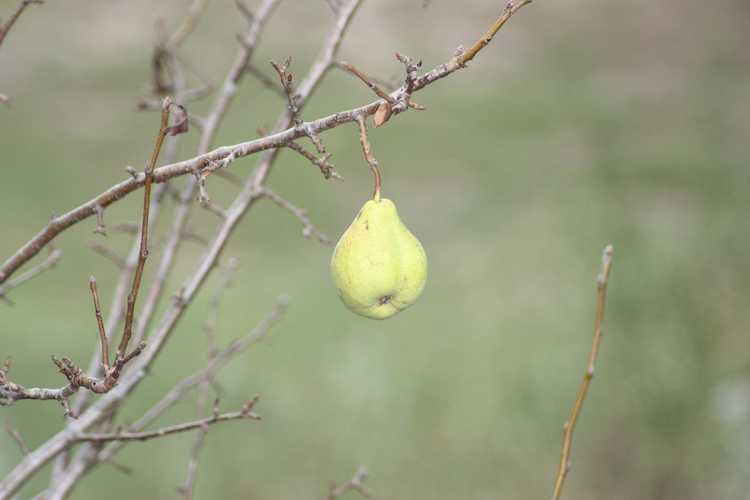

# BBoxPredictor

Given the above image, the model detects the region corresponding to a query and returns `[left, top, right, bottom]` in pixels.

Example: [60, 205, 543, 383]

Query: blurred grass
[1, 0, 750, 499]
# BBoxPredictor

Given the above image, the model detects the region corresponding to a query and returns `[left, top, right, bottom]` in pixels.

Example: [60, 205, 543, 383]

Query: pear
[331, 198, 427, 319]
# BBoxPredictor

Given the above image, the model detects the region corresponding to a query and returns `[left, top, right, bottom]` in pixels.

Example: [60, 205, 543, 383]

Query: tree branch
[260, 187, 330, 244]
[551, 244, 614, 500]
[72, 397, 260, 444]
[325, 466, 371, 500]
[0, 0, 532, 287]
[0, 248, 61, 304]
[39, 298, 288, 499]
[0, 1, 535, 497]
[0, 0, 43, 49]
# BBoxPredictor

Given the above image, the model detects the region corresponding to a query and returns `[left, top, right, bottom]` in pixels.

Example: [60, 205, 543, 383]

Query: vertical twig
[116, 98, 173, 358]
[88, 277, 109, 372]
[551, 244, 614, 500]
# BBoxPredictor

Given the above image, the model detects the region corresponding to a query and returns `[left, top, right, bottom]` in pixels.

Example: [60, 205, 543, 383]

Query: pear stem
[356, 114, 382, 202]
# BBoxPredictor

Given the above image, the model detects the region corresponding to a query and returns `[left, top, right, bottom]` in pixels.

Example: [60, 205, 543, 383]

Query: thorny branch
[551, 245, 614, 500]
[0, 0, 532, 286]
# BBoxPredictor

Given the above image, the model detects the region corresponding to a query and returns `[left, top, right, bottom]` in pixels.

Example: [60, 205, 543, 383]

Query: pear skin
[331, 198, 427, 319]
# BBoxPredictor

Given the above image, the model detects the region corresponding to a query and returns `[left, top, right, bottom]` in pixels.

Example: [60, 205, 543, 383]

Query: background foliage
[1, 0, 749, 498]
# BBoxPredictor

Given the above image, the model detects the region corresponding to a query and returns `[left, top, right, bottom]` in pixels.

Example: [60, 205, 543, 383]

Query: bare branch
[339, 61, 397, 105]
[246, 63, 285, 96]
[178, 258, 239, 499]
[167, 0, 208, 49]
[177, 428, 206, 500]
[551, 244, 614, 500]
[260, 187, 331, 244]
[270, 57, 301, 124]
[5, 423, 30, 456]
[286, 141, 340, 180]
[457, 0, 532, 66]
[72, 398, 260, 444]
[88, 277, 110, 372]
[117, 98, 177, 358]
[0, 0, 43, 49]
[88, 241, 127, 270]
[0, 0, 532, 285]
[196, 173, 228, 219]
[40, 299, 288, 498]
[0, 1, 536, 496]
[0, 248, 61, 304]
[326, 466, 371, 500]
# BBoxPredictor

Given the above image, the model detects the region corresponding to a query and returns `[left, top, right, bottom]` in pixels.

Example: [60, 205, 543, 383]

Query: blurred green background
[2, 0, 749, 498]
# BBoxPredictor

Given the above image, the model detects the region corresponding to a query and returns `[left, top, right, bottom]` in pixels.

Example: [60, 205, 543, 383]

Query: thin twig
[167, 0, 208, 49]
[0, 248, 61, 304]
[0, 0, 43, 49]
[177, 428, 206, 500]
[325, 466, 371, 500]
[457, 0, 533, 67]
[270, 57, 300, 124]
[338, 61, 397, 105]
[260, 187, 330, 244]
[73, 398, 260, 443]
[247, 64, 285, 96]
[88, 277, 110, 372]
[0, 0, 532, 285]
[286, 141, 340, 180]
[5, 423, 30, 455]
[551, 244, 614, 500]
[117, 98, 174, 358]
[178, 258, 239, 499]
[88, 241, 127, 269]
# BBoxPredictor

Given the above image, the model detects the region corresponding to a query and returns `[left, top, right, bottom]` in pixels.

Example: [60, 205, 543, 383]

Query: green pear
[331, 198, 427, 319]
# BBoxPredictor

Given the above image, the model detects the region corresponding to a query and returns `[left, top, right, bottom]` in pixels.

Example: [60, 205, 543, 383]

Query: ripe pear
[331, 198, 427, 319]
